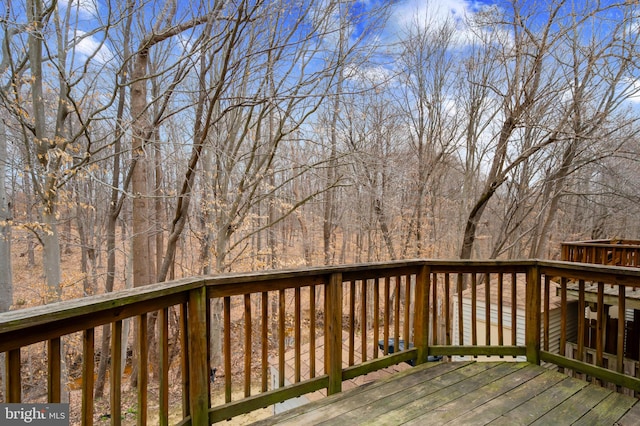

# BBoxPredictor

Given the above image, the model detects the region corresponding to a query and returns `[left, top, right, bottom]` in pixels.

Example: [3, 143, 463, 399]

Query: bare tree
[459, 1, 571, 260]
[0, 123, 11, 313]
[396, 11, 460, 257]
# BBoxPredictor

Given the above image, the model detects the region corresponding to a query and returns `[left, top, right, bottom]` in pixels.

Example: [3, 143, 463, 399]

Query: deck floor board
[405, 364, 545, 425]
[314, 362, 500, 426]
[254, 362, 639, 426]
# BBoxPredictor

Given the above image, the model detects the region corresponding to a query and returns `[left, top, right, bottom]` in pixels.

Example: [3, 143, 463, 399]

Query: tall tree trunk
[95, 0, 134, 399]
[0, 123, 12, 313]
[129, 46, 156, 390]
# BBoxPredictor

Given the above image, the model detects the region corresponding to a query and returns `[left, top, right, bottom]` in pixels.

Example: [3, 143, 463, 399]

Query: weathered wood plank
[253, 362, 469, 426]
[405, 364, 544, 425]
[617, 400, 640, 426]
[367, 363, 528, 426]
[488, 376, 588, 425]
[571, 391, 638, 426]
[445, 367, 567, 425]
[299, 362, 497, 426]
[530, 385, 610, 426]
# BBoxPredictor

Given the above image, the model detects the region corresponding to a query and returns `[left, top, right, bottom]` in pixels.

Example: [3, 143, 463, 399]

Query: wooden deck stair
[254, 361, 640, 425]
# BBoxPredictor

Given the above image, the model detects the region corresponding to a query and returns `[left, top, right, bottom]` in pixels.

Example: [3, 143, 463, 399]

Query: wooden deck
[253, 361, 640, 425]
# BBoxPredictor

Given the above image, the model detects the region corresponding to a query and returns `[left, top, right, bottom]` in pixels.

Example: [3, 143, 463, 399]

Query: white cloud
[389, 0, 506, 48]
[623, 78, 640, 104]
[72, 30, 114, 64]
[59, 0, 100, 18]
[344, 63, 394, 86]
[393, 0, 470, 27]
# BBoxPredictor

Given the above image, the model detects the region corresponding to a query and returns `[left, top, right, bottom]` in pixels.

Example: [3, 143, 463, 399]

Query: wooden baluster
[310, 285, 316, 378]
[159, 308, 169, 426]
[111, 320, 123, 426]
[138, 315, 148, 425]
[457, 274, 463, 345]
[361, 280, 368, 363]
[326, 273, 343, 395]
[432, 273, 438, 346]
[577, 280, 586, 362]
[261, 292, 268, 392]
[395, 276, 401, 350]
[373, 278, 380, 359]
[82, 328, 95, 425]
[205, 297, 211, 405]
[485, 273, 491, 346]
[497, 273, 503, 347]
[244, 293, 252, 396]
[471, 273, 477, 347]
[278, 290, 285, 388]
[48, 337, 61, 403]
[405, 275, 413, 347]
[6, 349, 20, 402]
[180, 302, 190, 419]
[596, 282, 605, 371]
[295, 287, 301, 382]
[544, 276, 550, 352]
[618, 285, 626, 377]
[224, 296, 232, 402]
[349, 281, 355, 366]
[384, 276, 390, 355]
[511, 273, 517, 347]
[560, 278, 567, 359]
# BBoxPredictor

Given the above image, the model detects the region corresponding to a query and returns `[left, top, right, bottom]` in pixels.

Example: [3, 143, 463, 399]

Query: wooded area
[2, 0, 640, 311]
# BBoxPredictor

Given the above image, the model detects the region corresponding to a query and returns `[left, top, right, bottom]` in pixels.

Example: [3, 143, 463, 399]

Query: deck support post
[526, 265, 541, 365]
[326, 272, 343, 395]
[414, 265, 431, 365]
[188, 286, 209, 425]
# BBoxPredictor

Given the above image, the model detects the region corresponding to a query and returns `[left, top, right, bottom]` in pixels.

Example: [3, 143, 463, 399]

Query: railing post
[525, 265, 541, 365]
[414, 265, 430, 365]
[188, 286, 209, 425]
[325, 272, 342, 395]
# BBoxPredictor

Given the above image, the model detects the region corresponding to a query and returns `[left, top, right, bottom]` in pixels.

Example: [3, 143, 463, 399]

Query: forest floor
[7, 230, 296, 424]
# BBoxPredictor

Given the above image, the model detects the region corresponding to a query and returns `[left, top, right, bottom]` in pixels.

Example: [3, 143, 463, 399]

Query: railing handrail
[4, 258, 640, 424]
[5, 259, 640, 352]
[0, 259, 531, 337]
[561, 239, 640, 246]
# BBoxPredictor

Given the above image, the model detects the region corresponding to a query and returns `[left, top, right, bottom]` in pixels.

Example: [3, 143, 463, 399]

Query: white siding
[451, 298, 577, 362]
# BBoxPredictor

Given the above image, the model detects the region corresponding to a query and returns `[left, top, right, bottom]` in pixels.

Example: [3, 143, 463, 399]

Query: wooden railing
[562, 239, 640, 267]
[2, 260, 640, 424]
